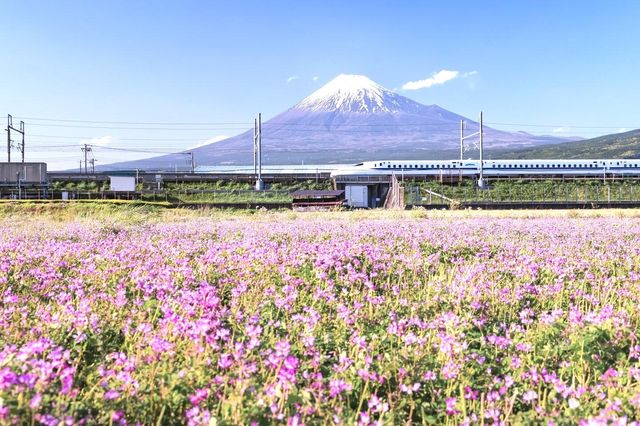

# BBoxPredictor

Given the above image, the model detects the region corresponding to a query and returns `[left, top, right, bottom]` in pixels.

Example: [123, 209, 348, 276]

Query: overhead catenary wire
[13, 115, 640, 130]
[12, 114, 640, 166]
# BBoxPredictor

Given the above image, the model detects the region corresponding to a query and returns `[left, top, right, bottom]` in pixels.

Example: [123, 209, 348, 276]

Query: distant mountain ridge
[100, 74, 579, 170]
[493, 129, 640, 159]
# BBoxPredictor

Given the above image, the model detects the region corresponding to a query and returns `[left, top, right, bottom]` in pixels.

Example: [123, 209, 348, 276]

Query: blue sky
[2, 0, 639, 169]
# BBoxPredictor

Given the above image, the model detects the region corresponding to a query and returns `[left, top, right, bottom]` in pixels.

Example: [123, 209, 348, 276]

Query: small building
[291, 190, 345, 210]
[0, 162, 47, 185]
[0, 162, 49, 199]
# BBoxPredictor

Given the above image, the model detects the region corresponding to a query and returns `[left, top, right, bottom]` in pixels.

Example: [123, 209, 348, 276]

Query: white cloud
[312, 76, 319, 81]
[619, 128, 629, 133]
[402, 70, 459, 90]
[552, 127, 570, 133]
[286, 75, 300, 84]
[79, 135, 112, 147]
[187, 135, 228, 150]
[402, 69, 478, 91]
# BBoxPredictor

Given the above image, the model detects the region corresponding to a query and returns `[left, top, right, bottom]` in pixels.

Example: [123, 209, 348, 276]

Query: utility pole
[255, 113, 263, 191]
[253, 118, 258, 180]
[188, 152, 195, 173]
[460, 114, 483, 185]
[89, 158, 96, 174]
[81, 144, 92, 175]
[478, 111, 484, 189]
[460, 120, 465, 161]
[19, 121, 25, 163]
[6, 116, 9, 163]
[6, 115, 25, 163]
[16, 171, 21, 200]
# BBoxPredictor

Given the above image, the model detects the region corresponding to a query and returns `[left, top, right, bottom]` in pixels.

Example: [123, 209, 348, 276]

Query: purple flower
[189, 388, 209, 405]
[445, 397, 458, 415]
[329, 379, 351, 398]
[218, 353, 233, 369]
[104, 390, 120, 400]
[29, 393, 42, 409]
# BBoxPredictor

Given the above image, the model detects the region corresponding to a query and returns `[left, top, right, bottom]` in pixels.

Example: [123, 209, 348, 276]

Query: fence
[409, 182, 640, 206]
[0, 188, 293, 203]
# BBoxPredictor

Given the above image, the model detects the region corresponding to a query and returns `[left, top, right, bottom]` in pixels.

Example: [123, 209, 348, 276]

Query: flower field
[2, 214, 640, 425]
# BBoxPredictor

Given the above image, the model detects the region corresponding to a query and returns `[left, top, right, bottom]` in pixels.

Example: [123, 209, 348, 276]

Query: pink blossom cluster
[0, 216, 639, 424]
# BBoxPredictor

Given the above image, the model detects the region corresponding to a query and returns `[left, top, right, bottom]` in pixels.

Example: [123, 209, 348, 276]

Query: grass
[3, 201, 640, 224]
[47, 179, 333, 205]
[408, 179, 640, 204]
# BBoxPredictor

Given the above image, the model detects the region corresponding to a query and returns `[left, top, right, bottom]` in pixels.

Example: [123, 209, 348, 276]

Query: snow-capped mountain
[101, 74, 579, 169]
[295, 74, 421, 114]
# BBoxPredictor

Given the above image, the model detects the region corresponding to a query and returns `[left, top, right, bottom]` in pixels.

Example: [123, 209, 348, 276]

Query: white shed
[344, 185, 369, 208]
[109, 176, 136, 192]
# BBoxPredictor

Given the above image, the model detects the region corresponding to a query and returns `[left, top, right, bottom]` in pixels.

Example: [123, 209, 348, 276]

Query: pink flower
[329, 379, 351, 398]
[523, 390, 538, 404]
[189, 388, 209, 405]
[218, 354, 233, 369]
[104, 390, 120, 400]
[446, 397, 458, 415]
[29, 393, 42, 409]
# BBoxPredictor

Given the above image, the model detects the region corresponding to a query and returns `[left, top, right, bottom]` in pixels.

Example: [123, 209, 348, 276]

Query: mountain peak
[295, 74, 405, 113]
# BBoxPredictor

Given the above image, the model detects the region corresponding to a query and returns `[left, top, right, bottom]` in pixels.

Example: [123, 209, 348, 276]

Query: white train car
[331, 159, 640, 179]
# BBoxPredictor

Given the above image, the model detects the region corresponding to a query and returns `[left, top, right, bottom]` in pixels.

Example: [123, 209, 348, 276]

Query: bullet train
[330, 159, 640, 178]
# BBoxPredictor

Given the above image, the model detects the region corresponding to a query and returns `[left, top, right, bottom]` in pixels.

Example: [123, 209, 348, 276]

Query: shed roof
[291, 190, 345, 199]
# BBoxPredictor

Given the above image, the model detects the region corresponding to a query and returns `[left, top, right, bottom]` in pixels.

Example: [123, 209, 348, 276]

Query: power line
[27, 123, 250, 131]
[16, 117, 640, 130]
[485, 122, 635, 129]
[16, 116, 253, 126]
[94, 146, 189, 154]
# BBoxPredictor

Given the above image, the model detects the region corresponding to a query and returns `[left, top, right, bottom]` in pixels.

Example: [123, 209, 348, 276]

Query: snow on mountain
[100, 74, 580, 170]
[296, 74, 413, 113]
